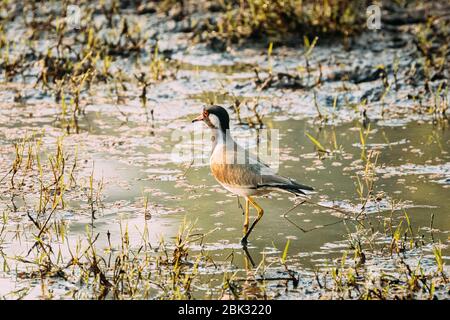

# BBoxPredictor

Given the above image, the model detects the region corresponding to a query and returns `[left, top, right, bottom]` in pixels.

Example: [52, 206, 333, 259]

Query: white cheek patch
[204, 118, 216, 129]
[208, 115, 221, 129]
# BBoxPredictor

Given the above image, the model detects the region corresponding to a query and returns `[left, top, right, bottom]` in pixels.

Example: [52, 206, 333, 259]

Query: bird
[192, 105, 314, 246]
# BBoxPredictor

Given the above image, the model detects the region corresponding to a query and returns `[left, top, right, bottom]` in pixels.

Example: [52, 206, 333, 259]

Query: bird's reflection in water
[243, 246, 256, 267]
[240, 247, 266, 299]
[220, 247, 267, 299]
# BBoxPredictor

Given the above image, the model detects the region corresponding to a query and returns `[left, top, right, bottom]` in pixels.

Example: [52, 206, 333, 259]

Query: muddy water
[78, 110, 450, 299]
[86, 111, 450, 264]
[0, 9, 449, 296]
[2, 102, 448, 267]
[1, 102, 449, 298]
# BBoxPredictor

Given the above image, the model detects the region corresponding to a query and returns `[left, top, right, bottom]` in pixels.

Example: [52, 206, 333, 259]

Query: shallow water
[0, 2, 449, 299]
[1, 98, 449, 298]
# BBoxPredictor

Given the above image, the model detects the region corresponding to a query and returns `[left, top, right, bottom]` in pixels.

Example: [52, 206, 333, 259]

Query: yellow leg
[241, 196, 264, 246]
[243, 198, 250, 235]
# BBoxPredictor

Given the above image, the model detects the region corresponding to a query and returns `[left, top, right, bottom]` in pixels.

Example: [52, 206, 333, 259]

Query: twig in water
[430, 212, 435, 243]
[181, 158, 194, 178]
[282, 197, 362, 233]
[0, 168, 12, 184]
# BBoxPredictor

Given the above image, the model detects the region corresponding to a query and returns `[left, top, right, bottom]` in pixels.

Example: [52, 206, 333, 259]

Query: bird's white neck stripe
[211, 128, 233, 152]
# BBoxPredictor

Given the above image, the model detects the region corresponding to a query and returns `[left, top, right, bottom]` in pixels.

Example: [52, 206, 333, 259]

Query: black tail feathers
[289, 180, 314, 192]
[276, 182, 314, 196]
[257, 180, 314, 196]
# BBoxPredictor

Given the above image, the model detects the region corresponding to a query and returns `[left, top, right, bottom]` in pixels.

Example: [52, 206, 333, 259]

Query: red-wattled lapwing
[192, 105, 314, 246]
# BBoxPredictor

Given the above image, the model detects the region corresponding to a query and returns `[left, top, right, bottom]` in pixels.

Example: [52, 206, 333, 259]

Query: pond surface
[0, 2, 449, 299]
[0, 87, 449, 298]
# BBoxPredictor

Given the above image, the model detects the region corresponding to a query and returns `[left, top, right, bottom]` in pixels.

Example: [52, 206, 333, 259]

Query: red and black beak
[192, 109, 209, 123]
[191, 114, 205, 123]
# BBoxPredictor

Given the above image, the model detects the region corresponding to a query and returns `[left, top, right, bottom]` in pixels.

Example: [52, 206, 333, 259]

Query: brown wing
[210, 141, 313, 193]
[210, 162, 264, 188]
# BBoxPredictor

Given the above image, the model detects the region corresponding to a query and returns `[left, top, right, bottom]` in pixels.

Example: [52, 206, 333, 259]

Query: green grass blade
[306, 133, 327, 153]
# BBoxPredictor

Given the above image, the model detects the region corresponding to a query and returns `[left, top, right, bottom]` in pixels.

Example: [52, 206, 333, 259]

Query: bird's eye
[203, 111, 209, 117]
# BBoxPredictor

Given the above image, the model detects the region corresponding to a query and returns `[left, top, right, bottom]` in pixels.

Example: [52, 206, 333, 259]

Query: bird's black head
[192, 105, 230, 133]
